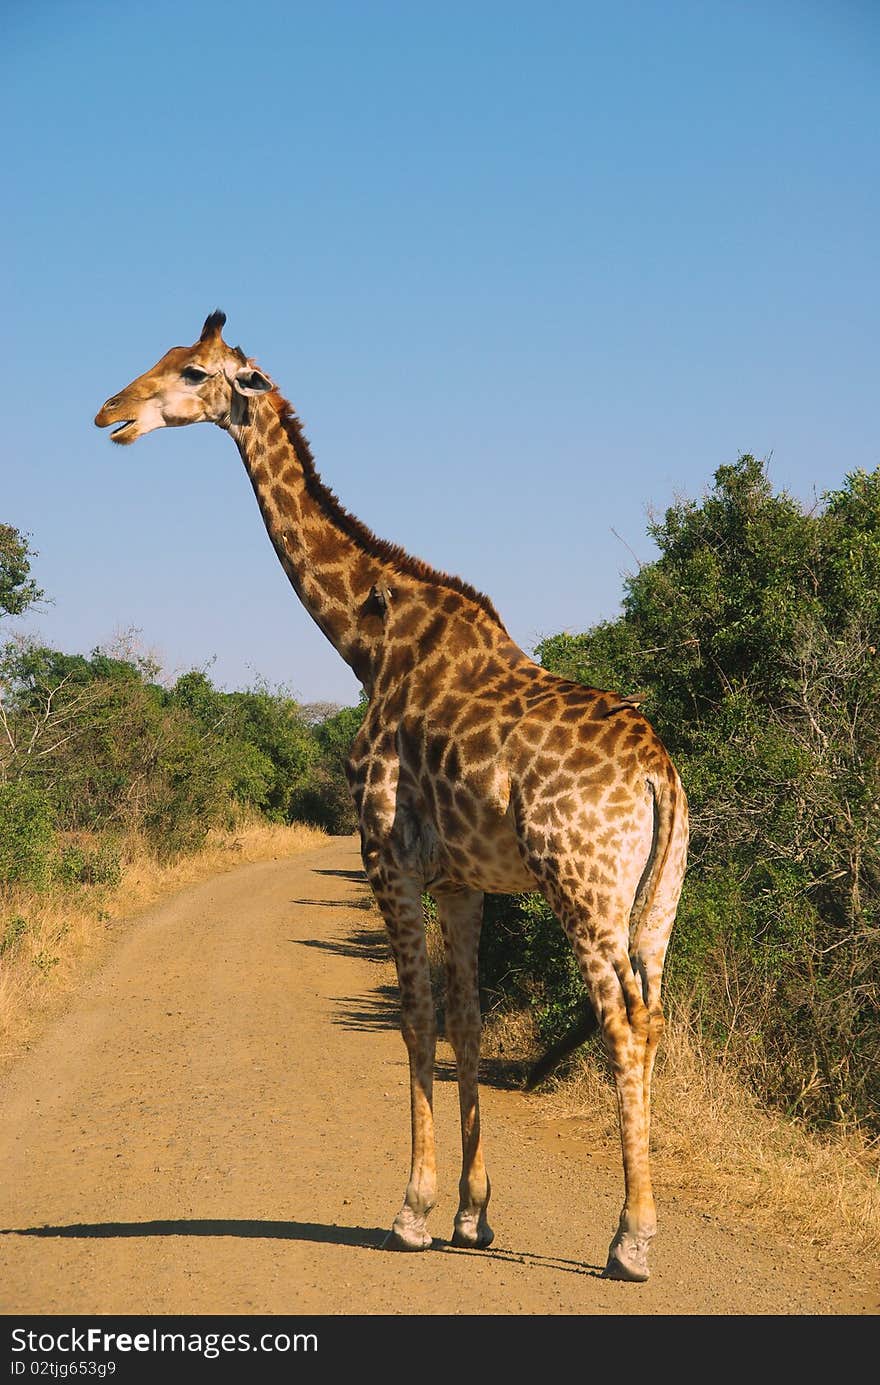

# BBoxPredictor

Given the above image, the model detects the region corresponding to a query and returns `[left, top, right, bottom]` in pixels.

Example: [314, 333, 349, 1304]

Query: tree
[289, 696, 367, 833]
[0, 525, 43, 618]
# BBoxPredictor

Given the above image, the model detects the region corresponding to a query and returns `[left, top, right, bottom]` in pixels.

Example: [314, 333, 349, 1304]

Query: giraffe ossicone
[96, 311, 689, 1284]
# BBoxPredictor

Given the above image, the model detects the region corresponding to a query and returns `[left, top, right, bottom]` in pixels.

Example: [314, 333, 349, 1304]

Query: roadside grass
[0, 817, 327, 1074]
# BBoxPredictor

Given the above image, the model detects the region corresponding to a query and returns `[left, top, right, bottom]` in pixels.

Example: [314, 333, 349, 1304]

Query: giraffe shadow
[0, 1220, 604, 1276]
[0, 1219, 386, 1249]
[432, 1241, 605, 1277]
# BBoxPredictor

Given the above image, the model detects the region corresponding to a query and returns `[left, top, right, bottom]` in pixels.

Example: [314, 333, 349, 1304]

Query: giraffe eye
[182, 367, 210, 384]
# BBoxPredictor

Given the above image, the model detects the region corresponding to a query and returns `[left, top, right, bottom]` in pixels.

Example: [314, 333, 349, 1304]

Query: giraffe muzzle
[95, 399, 138, 443]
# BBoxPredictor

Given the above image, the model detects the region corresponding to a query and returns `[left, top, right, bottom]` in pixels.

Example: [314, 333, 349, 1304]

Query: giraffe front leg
[388, 1007, 437, 1251]
[365, 850, 438, 1252]
[435, 887, 494, 1250]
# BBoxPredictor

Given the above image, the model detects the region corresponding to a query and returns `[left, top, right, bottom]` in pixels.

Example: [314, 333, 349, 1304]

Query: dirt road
[0, 837, 874, 1316]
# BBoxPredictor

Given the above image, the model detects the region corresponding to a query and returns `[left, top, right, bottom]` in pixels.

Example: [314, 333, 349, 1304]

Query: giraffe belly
[431, 808, 536, 895]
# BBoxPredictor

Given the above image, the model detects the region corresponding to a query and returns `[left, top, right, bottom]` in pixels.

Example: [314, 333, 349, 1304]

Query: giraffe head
[94, 311, 274, 444]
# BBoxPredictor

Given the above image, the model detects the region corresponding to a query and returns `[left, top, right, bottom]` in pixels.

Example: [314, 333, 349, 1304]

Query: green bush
[0, 622, 366, 883]
[289, 699, 365, 834]
[54, 840, 122, 888]
[480, 891, 585, 1045]
[0, 780, 54, 887]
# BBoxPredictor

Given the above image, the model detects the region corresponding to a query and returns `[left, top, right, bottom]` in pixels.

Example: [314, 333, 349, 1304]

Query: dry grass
[0, 818, 326, 1075]
[481, 999, 880, 1267]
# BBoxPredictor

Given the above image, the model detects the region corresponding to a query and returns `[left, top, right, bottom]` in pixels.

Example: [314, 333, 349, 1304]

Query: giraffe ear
[233, 366, 274, 396]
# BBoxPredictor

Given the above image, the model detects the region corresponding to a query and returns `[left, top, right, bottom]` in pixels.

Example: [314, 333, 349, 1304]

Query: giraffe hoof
[386, 1208, 433, 1251]
[603, 1231, 651, 1282]
[452, 1215, 495, 1249]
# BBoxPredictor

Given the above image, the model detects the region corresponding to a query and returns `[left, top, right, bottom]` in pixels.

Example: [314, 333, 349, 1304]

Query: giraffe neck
[228, 391, 392, 688]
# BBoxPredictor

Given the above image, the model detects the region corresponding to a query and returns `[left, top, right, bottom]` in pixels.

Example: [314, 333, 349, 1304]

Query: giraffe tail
[627, 772, 682, 959]
[523, 1002, 598, 1091]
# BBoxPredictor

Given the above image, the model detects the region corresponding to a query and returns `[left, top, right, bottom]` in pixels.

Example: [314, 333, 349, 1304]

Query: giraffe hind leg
[538, 877, 657, 1281]
[603, 818, 684, 1280]
[632, 903, 677, 1151]
[601, 952, 657, 1282]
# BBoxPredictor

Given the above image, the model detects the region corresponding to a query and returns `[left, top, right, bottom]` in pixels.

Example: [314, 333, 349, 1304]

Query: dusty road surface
[0, 837, 875, 1317]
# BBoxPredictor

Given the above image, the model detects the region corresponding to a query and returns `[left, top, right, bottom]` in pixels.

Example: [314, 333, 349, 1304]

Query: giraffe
[95, 310, 688, 1282]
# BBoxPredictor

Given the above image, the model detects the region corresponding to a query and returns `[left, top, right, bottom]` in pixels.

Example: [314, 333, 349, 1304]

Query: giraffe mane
[269, 392, 508, 630]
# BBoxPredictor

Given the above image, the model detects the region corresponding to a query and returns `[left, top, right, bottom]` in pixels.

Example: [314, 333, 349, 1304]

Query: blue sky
[3, 0, 878, 706]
